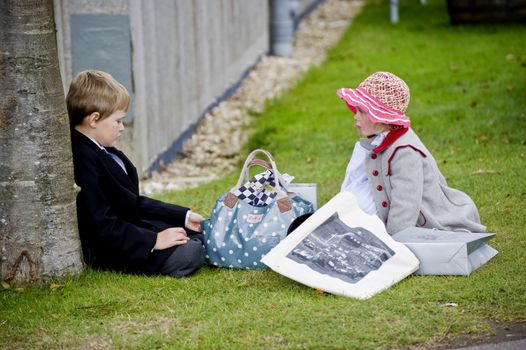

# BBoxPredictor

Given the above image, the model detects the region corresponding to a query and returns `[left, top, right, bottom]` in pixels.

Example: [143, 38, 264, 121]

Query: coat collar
[71, 129, 100, 153]
[372, 127, 409, 153]
[72, 129, 139, 191]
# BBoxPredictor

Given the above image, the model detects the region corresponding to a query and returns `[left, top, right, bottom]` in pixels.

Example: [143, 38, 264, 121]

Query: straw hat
[337, 72, 411, 128]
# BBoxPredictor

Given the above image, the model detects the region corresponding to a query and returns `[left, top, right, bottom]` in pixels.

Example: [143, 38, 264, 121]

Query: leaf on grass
[472, 169, 497, 175]
[1, 281, 10, 290]
[474, 133, 488, 141]
[314, 289, 326, 296]
[49, 313, 60, 320]
[49, 283, 64, 290]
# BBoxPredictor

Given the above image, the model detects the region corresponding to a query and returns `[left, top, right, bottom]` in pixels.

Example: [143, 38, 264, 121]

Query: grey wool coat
[361, 128, 486, 234]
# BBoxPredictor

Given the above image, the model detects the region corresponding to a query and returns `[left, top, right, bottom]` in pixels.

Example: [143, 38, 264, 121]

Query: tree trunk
[0, 0, 83, 284]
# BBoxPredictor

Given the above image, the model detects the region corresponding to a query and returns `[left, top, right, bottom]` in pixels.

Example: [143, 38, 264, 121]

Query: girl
[338, 72, 485, 234]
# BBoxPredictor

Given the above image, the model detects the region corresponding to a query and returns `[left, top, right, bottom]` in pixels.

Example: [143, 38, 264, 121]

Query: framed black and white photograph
[287, 213, 395, 284]
[262, 192, 420, 299]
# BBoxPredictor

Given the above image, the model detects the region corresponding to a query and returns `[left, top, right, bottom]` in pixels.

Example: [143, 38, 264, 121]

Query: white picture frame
[261, 191, 420, 299]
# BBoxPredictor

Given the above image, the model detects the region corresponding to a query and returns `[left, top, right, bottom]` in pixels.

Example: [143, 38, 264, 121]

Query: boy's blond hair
[66, 70, 130, 127]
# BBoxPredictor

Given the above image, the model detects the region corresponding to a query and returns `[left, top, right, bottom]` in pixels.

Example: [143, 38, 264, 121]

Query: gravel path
[142, 0, 363, 195]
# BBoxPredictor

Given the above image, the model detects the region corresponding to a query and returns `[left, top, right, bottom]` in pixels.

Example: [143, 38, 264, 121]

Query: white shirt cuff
[185, 210, 192, 227]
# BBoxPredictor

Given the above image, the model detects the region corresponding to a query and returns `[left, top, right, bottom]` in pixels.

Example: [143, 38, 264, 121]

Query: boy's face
[354, 107, 387, 137]
[91, 110, 126, 147]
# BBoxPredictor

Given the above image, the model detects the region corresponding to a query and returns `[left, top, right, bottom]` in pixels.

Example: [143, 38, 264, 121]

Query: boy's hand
[186, 212, 203, 232]
[154, 228, 189, 250]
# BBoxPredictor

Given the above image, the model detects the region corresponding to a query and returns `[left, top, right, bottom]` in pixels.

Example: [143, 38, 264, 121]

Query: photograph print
[287, 212, 395, 284]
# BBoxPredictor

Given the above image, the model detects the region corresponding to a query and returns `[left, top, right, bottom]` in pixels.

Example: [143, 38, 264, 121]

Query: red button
[377, 185, 383, 191]
[371, 154, 377, 159]
[382, 201, 388, 207]
[372, 170, 379, 176]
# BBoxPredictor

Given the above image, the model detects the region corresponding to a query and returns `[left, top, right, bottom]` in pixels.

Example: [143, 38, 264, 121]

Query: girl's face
[354, 107, 389, 137]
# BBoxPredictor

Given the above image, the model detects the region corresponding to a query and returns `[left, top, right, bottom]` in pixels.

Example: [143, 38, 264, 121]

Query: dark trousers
[159, 235, 205, 278]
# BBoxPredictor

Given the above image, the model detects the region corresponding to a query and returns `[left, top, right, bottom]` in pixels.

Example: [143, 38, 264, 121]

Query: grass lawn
[2, 0, 525, 349]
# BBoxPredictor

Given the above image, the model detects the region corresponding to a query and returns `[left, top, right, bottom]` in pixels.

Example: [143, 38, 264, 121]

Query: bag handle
[242, 149, 292, 193]
[237, 149, 275, 185]
[234, 149, 286, 190]
[248, 159, 272, 170]
[224, 149, 292, 212]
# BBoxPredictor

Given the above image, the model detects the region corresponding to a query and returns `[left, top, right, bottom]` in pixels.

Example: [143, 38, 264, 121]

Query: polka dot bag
[202, 149, 314, 269]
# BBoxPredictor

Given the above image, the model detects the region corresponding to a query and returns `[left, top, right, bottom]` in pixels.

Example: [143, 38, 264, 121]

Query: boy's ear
[86, 112, 101, 128]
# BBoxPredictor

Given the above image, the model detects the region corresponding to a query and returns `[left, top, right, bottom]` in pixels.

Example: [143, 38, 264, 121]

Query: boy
[66, 70, 205, 277]
[338, 71, 485, 234]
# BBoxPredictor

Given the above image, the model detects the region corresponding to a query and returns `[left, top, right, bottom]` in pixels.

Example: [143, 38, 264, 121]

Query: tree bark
[0, 0, 83, 284]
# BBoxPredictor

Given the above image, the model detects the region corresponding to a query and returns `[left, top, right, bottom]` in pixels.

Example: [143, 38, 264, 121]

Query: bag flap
[468, 243, 498, 271]
[466, 234, 496, 254]
[393, 227, 495, 255]
[401, 242, 466, 263]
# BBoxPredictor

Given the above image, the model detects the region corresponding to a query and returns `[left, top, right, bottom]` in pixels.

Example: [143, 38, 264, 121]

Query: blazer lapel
[107, 147, 140, 187]
[98, 150, 137, 192]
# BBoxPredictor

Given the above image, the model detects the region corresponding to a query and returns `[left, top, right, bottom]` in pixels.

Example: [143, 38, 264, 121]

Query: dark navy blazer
[71, 130, 189, 275]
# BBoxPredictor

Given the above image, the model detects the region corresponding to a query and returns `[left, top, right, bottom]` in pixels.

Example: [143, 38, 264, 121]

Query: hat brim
[337, 87, 410, 128]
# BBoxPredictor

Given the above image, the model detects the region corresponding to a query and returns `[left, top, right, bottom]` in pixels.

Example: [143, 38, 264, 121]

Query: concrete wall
[54, 0, 319, 176]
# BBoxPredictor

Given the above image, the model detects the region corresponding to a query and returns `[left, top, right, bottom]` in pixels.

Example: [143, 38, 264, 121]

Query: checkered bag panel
[233, 169, 277, 206]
